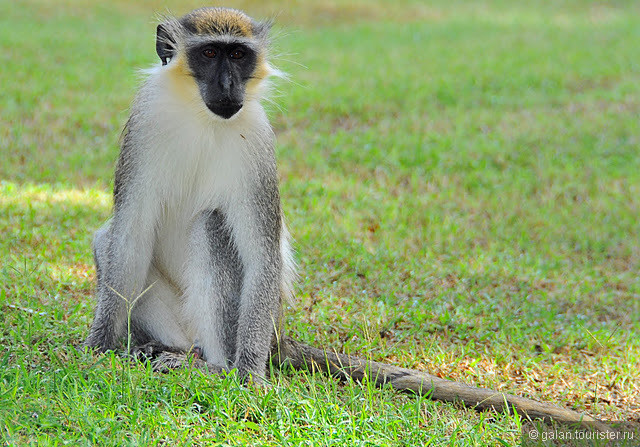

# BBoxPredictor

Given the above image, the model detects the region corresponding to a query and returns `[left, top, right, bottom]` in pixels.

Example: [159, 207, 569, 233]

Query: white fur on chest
[147, 119, 246, 213]
[148, 126, 246, 282]
[135, 69, 270, 283]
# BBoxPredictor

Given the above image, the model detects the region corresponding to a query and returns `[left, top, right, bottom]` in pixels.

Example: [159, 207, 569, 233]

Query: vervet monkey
[84, 7, 295, 382]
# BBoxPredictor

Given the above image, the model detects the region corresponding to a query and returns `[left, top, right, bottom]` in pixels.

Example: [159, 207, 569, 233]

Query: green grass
[1, 0, 639, 445]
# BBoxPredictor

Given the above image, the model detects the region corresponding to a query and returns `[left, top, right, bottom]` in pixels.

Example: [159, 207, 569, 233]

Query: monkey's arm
[232, 221, 283, 380]
[226, 158, 284, 381]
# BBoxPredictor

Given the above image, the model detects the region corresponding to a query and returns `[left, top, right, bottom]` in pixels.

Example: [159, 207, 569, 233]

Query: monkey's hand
[131, 341, 184, 361]
[231, 368, 268, 387]
[233, 354, 268, 386]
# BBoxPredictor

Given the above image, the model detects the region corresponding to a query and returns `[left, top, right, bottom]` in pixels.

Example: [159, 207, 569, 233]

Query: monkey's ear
[252, 19, 272, 42]
[156, 24, 176, 66]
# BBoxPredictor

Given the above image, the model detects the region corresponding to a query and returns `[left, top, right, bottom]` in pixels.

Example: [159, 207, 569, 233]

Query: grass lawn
[1, 0, 639, 445]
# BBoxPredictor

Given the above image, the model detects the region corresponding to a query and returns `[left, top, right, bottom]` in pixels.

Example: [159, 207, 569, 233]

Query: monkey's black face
[186, 42, 258, 119]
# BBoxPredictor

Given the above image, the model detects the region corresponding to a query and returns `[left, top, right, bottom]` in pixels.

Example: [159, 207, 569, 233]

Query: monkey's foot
[130, 341, 183, 361]
[131, 342, 226, 375]
[154, 351, 227, 374]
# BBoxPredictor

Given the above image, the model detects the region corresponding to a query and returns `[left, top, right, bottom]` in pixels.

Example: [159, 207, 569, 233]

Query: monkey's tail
[271, 335, 613, 431]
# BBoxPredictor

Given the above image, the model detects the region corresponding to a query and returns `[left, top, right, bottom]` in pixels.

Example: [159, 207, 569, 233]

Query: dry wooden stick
[271, 335, 612, 431]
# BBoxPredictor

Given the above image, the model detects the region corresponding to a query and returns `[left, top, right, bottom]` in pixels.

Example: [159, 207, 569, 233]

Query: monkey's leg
[84, 222, 128, 350]
[129, 265, 192, 351]
[181, 210, 243, 369]
[92, 223, 109, 286]
[128, 266, 219, 373]
[84, 186, 159, 351]
[90, 222, 191, 360]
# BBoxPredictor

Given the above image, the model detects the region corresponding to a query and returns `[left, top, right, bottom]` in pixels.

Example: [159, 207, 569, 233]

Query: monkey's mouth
[207, 101, 243, 119]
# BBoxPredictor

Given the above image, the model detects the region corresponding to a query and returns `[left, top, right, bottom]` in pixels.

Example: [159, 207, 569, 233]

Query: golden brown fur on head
[181, 7, 255, 38]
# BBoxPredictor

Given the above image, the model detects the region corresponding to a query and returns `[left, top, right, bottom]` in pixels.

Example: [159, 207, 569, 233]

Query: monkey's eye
[230, 49, 245, 59]
[203, 48, 216, 58]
